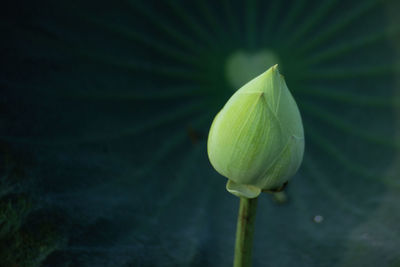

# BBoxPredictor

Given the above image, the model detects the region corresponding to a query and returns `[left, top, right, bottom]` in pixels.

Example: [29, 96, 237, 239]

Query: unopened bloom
[207, 65, 304, 198]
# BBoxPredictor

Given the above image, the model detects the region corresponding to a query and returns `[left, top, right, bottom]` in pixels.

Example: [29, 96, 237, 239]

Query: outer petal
[258, 135, 304, 190]
[207, 91, 285, 186]
[226, 180, 261, 198]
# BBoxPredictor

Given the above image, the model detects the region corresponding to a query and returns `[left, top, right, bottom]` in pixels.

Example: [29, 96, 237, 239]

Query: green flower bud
[207, 65, 304, 198]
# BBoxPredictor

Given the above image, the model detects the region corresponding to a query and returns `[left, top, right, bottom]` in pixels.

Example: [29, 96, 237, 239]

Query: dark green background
[1, 0, 400, 266]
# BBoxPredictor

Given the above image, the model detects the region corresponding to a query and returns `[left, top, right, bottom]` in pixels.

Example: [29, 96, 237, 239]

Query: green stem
[234, 197, 258, 267]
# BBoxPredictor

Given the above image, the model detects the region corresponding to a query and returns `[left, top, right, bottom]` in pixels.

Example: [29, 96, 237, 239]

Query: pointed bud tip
[271, 64, 280, 74]
[263, 64, 280, 77]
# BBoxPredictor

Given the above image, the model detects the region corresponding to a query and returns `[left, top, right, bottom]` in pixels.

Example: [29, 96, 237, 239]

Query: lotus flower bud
[207, 65, 304, 198]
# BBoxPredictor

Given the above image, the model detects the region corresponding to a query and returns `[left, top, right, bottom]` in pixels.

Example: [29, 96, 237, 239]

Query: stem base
[234, 197, 258, 267]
